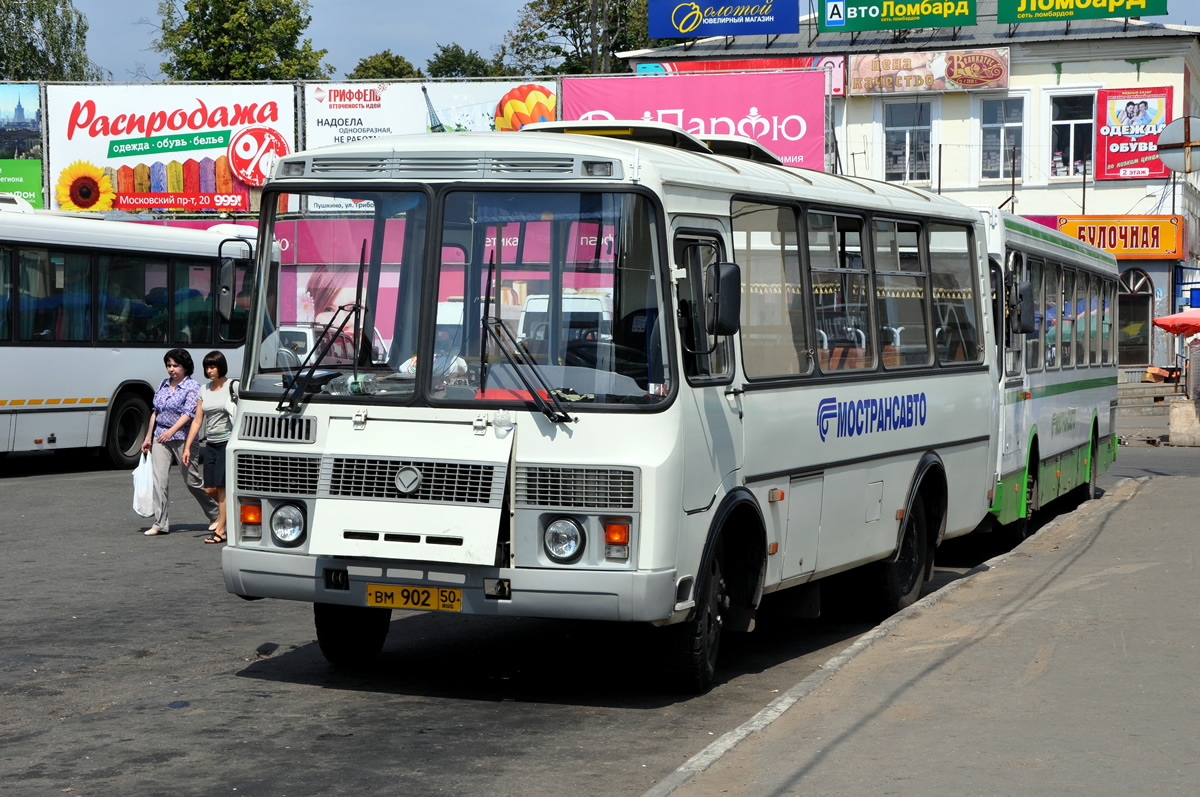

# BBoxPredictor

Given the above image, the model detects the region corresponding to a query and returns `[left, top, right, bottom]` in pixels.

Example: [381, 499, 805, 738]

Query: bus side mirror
[217, 258, 236, 322]
[1009, 280, 1035, 335]
[706, 262, 741, 336]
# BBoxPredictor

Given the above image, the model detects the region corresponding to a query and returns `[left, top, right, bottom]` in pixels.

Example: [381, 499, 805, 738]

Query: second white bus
[0, 198, 256, 468]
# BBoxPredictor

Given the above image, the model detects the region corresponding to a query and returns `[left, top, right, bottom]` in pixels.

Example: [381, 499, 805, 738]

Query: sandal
[204, 533, 227, 544]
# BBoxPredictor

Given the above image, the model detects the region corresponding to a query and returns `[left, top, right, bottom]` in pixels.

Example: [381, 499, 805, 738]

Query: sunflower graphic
[55, 160, 115, 211]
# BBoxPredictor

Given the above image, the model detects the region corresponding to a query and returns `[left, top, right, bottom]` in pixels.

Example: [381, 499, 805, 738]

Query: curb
[640, 480, 1141, 797]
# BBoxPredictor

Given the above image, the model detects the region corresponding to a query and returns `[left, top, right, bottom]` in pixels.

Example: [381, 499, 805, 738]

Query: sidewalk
[651, 476, 1199, 796]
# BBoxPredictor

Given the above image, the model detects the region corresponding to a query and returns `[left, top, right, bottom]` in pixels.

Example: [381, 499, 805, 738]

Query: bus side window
[674, 234, 731, 381]
[1023, 256, 1042, 374]
[873, 218, 930, 369]
[733, 201, 810, 378]
[809, 211, 875, 372]
[928, 224, 981, 364]
[1061, 267, 1075, 368]
[0, 246, 9, 341]
[1044, 262, 1060, 369]
[17, 248, 91, 342]
[98, 254, 167, 344]
[173, 259, 212, 344]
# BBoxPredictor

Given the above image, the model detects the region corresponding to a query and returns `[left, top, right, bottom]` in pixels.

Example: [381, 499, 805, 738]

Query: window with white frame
[884, 101, 931, 183]
[1051, 95, 1094, 178]
[982, 98, 1023, 179]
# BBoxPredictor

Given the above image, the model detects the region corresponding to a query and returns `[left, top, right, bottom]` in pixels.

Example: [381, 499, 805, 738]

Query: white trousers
[150, 438, 218, 532]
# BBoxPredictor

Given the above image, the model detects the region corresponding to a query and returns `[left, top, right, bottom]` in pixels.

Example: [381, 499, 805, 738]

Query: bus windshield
[250, 189, 671, 408]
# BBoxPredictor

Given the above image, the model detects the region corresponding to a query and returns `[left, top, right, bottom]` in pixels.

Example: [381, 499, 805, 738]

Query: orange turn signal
[603, 520, 630, 545]
[240, 500, 263, 525]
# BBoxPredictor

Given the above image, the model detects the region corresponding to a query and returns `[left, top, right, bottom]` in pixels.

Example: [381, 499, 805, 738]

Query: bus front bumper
[222, 546, 678, 623]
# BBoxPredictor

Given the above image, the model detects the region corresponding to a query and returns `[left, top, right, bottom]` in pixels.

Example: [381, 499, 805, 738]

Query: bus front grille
[326, 457, 502, 505]
[516, 466, 638, 510]
[240, 413, 316, 443]
[236, 453, 321, 496]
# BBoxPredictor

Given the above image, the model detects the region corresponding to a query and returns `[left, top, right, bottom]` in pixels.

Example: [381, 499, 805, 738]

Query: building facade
[625, 4, 1200, 373]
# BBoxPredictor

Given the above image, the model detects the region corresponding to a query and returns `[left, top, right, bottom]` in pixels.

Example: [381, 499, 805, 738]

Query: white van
[516, 293, 613, 344]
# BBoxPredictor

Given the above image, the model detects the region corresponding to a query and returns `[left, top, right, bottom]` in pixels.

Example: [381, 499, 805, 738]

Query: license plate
[366, 584, 462, 612]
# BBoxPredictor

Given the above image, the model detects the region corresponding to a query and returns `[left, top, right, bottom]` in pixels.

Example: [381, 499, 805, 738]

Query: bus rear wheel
[105, 393, 150, 469]
[876, 498, 928, 615]
[314, 603, 392, 668]
[1078, 432, 1099, 501]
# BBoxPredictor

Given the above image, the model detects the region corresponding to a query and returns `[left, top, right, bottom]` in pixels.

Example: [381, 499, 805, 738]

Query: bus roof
[0, 207, 258, 257]
[987, 210, 1119, 275]
[269, 128, 983, 226]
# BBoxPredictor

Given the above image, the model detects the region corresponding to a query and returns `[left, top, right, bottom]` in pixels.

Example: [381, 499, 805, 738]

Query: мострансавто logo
[817, 392, 928, 442]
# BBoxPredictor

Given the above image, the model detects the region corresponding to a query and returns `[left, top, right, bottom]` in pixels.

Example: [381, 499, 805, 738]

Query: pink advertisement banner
[561, 72, 826, 170]
[1095, 86, 1173, 181]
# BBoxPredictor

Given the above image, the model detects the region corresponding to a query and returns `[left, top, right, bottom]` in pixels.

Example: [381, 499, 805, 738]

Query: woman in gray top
[184, 351, 237, 544]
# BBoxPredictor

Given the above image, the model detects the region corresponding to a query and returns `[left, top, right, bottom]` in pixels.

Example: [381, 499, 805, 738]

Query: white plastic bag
[132, 453, 154, 518]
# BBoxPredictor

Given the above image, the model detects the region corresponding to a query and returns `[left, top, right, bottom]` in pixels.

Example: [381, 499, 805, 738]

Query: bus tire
[877, 498, 928, 615]
[105, 392, 151, 469]
[1009, 454, 1039, 544]
[670, 546, 726, 693]
[314, 602, 391, 668]
[1079, 431, 1099, 501]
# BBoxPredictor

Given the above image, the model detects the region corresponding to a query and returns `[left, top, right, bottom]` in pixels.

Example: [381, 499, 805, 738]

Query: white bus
[986, 211, 1119, 538]
[222, 122, 1000, 691]
[0, 197, 256, 468]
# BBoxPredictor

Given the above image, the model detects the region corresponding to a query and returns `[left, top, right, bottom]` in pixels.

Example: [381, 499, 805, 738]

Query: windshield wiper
[277, 241, 368, 413]
[482, 317, 574, 424]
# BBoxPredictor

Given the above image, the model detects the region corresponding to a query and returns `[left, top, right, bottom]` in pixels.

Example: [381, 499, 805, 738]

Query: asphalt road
[0, 445, 1177, 796]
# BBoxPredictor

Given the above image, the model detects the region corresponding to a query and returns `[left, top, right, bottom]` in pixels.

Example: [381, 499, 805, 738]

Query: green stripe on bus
[1003, 217, 1118, 269]
[1003, 375, 1117, 404]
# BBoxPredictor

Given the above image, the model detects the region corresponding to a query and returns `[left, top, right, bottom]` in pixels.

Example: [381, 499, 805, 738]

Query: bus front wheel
[105, 393, 150, 469]
[314, 603, 392, 668]
[670, 548, 726, 694]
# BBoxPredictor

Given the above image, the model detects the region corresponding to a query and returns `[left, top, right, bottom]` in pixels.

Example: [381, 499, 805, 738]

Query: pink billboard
[562, 72, 826, 170]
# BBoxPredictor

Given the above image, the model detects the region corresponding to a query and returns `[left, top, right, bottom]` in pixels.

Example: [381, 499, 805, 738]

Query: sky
[73, 1, 1197, 83]
[73, 0, 531, 82]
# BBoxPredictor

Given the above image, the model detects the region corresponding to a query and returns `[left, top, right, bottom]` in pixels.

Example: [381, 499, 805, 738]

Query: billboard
[635, 56, 846, 97]
[1058, 215, 1184, 260]
[998, 0, 1168, 24]
[648, 0, 800, 38]
[46, 84, 295, 213]
[1096, 87, 1173, 180]
[303, 80, 557, 148]
[562, 72, 826, 169]
[0, 83, 44, 208]
[848, 49, 1009, 95]
[303, 81, 557, 212]
[819, 0, 975, 32]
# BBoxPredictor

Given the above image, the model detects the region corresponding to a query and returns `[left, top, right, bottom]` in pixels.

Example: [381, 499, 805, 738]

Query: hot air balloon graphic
[494, 84, 556, 132]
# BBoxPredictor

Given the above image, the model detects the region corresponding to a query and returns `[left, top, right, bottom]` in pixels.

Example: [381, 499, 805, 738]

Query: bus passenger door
[674, 227, 743, 512]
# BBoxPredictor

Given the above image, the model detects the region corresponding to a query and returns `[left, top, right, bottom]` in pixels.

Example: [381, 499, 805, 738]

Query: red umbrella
[1153, 308, 1200, 336]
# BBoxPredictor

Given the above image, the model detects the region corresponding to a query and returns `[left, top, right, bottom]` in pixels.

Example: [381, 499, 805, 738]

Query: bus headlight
[270, 504, 306, 547]
[544, 518, 584, 563]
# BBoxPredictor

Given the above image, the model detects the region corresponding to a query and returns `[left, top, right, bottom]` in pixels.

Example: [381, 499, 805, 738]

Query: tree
[425, 43, 493, 78]
[152, 0, 333, 81]
[501, 0, 657, 75]
[346, 50, 423, 80]
[0, 0, 107, 81]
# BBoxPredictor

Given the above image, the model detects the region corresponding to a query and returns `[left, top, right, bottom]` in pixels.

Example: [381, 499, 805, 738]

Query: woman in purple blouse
[140, 348, 219, 535]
